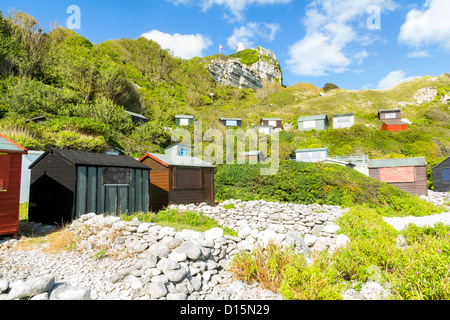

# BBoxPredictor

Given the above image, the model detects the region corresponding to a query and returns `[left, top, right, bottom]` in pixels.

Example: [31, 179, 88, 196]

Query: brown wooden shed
[261, 118, 282, 130]
[378, 109, 401, 121]
[0, 134, 28, 237]
[368, 157, 428, 196]
[139, 153, 215, 212]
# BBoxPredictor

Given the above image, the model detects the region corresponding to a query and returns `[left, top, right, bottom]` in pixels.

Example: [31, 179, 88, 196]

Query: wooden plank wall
[76, 167, 150, 217]
[0, 154, 22, 236]
[141, 158, 170, 212]
[369, 166, 428, 196]
[28, 153, 75, 224]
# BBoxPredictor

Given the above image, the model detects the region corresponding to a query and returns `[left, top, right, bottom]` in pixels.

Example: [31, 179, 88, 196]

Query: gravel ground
[1, 190, 449, 300]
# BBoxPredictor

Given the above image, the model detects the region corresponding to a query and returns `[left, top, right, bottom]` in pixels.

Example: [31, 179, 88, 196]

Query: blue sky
[1, 0, 449, 90]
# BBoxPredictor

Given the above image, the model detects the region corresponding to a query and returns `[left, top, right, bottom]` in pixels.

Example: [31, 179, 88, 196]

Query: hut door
[203, 169, 214, 206]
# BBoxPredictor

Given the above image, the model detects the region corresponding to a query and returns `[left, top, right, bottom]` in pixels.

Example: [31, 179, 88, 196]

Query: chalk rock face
[206, 47, 282, 91]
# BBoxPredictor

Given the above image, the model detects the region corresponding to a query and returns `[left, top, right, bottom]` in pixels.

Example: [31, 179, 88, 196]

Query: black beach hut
[432, 157, 450, 192]
[28, 147, 151, 225]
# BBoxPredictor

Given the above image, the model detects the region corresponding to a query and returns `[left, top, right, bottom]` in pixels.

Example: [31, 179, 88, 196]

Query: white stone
[303, 234, 317, 247]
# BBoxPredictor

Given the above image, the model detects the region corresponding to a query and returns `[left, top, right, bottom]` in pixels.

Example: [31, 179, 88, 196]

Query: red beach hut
[0, 134, 28, 237]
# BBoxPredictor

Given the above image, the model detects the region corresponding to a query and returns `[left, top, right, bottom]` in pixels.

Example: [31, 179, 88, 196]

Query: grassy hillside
[0, 10, 449, 187]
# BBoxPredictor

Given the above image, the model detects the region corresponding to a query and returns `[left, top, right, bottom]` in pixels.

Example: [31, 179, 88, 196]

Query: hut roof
[379, 109, 401, 113]
[125, 111, 148, 120]
[368, 157, 427, 168]
[140, 153, 215, 168]
[261, 118, 281, 121]
[175, 115, 194, 119]
[295, 148, 328, 153]
[432, 156, 450, 169]
[29, 147, 150, 169]
[297, 114, 328, 121]
[333, 113, 354, 117]
[0, 134, 28, 154]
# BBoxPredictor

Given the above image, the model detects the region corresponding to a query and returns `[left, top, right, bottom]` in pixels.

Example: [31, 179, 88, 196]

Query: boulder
[8, 275, 55, 300]
[49, 284, 91, 300]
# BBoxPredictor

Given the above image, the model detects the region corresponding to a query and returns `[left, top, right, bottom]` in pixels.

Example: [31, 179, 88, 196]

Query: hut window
[174, 167, 202, 189]
[443, 168, 450, 182]
[303, 120, 316, 129]
[0, 155, 10, 190]
[379, 166, 415, 183]
[385, 113, 396, 119]
[103, 167, 132, 185]
[336, 117, 350, 123]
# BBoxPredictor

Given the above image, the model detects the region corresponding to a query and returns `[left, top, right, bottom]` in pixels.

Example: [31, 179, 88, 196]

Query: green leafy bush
[215, 161, 442, 216]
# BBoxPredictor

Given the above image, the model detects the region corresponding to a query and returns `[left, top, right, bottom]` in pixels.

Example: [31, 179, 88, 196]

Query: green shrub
[388, 223, 450, 299]
[231, 243, 344, 300]
[120, 208, 237, 236]
[215, 161, 442, 216]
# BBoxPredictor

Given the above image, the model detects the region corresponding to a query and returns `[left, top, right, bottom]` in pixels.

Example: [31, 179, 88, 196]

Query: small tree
[323, 83, 339, 92]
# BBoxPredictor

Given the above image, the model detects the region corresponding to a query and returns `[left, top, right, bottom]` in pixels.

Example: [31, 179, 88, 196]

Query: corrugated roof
[125, 111, 148, 120]
[0, 134, 28, 153]
[297, 114, 328, 121]
[296, 148, 328, 153]
[368, 157, 427, 168]
[29, 147, 150, 169]
[333, 113, 354, 117]
[145, 153, 215, 168]
[175, 115, 194, 119]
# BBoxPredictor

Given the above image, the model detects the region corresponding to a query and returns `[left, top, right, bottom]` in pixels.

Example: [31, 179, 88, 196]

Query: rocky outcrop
[206, 47, 283, 91]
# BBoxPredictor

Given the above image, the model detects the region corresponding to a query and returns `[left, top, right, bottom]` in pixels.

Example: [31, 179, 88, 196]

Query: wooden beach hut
[0, 134, 28, 237]
[295, 148, 329, 163]
[333, 113, 354, 129]
[175, 115, 194, 126]
[28, 147, 151, 225]
[126, 111, 148, 125]
[139, 153, 215, 212]
[432, 157, 450, 192]
[378, 109, 401, 121]
[219, 118, 242, 127]
[381, 121, 408, 132]
[368, 157, 428, 196]
[297, 114, 328, 131]
[261, 118, 282, 130]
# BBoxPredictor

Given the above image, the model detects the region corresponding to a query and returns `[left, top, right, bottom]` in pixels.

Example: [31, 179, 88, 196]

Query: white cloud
[141, 30, 212, 59]
[287, 31, 351, 76]
[286, 0, 397, 77]
[377, 70, 419, 89]
[227, 22, 280, 49]
[166, 0, 292, 22]
[399, 0, 450, 50]
[406, 50, 432, 58]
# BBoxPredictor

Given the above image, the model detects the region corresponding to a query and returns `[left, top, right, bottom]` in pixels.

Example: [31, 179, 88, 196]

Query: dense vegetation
[215, 161, 443, 217]
[231, 206, 450, 300]
[0, 10, 448, 172]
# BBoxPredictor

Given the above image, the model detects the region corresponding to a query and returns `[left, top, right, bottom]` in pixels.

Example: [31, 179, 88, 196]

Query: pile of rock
[0, 200, 353, 300]
[67, 213, 286, 300]
[0, 275, 90, 300]
[175, 199, 351, 254]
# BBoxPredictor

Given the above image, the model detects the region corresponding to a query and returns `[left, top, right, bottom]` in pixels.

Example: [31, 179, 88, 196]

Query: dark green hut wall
[76, 166, 149, 218]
